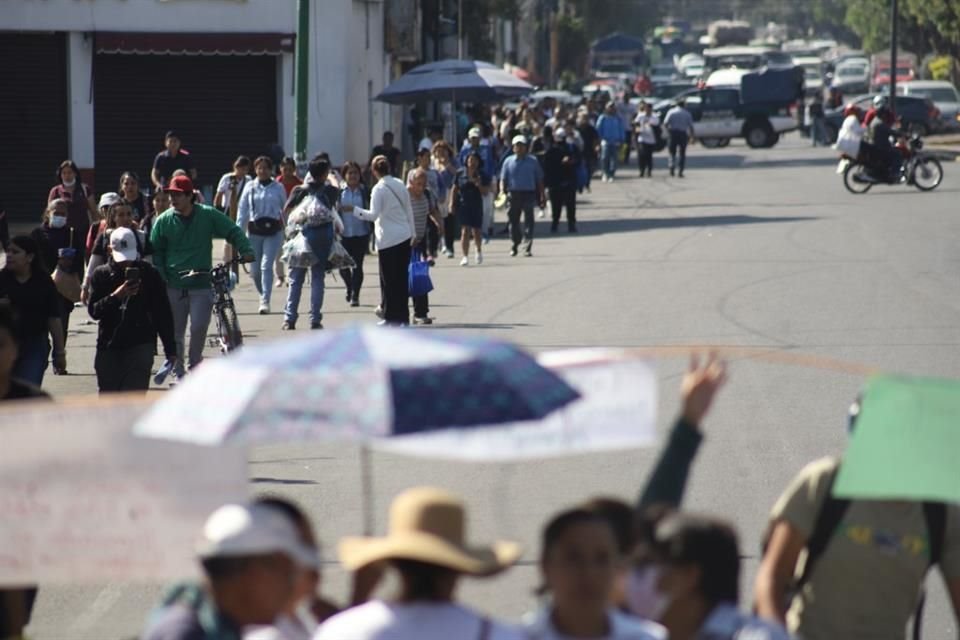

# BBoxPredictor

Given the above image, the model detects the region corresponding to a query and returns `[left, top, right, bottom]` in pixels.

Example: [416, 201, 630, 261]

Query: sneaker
[509, 247, 518, 257]
[538, 208, 546, 219]
[258, 302, 270, 315]
[524, 248, 532, 257]
[444, 246, 455, 258]
[460, 256, 469, 266]
[475, 253, 483, 265]
[376, 320, 389, 326]
[669, 167, 675, 177]
[345, 291, 352, 303]
[427, 258, 436, 267]
[375, 305, 384, 319]
[350, 299, 360, 307]
[310, 321, 323, 330]
[281, 321, 295, 331]
[413, 316, 433, 325]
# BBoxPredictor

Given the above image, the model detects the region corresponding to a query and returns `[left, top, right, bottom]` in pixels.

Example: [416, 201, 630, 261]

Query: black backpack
[785, 464, 946, 640]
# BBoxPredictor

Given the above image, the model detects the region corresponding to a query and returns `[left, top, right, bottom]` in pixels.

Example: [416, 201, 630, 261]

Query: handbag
[407, 249, 434, 297]
[248, 217, 283, 236]
[289, 193, 334, 227]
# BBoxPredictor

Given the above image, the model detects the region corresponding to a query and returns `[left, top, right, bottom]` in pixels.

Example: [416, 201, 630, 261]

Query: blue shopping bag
[408, 249, 434, 297]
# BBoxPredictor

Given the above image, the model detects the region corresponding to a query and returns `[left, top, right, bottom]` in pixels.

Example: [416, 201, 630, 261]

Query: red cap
[165, 174, 194, 193]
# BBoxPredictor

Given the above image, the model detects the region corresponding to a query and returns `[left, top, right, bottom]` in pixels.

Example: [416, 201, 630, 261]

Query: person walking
[407, 149, 446, 260]
[82, 195, 149, 303]
[277, 156, 303, 198]
[0, 236, 66, 385]
[433, 141, 459, 258]
[150, 175, 253, 374]
[281, 157, 343, 331]
[151, 130, 197, 190]
[577, 113, 600, 192]
[371, 132, 402, 178]
[664, 100, 695, 178]
[406, 168, 441, 325]
[48, 160, 97, 248]
[352, 155, 416, 326]
[31, 199, 85, 343]
[809, 95, 826, 147]
[315, 487, 524, 640]
[237, 156, 287, 315]
[459, 127, 497, 243]
[118, 171, 152, 224]
[337, 162, 371, 308]
[634, 102, 660, 178]
[543, 128, 581, 233]
[500, 135, 545, 257]
[87, 227, 177, 393]
[449, 152, 488, 266]
[596, 103, 627, 182]
[215, 156, 253, 275]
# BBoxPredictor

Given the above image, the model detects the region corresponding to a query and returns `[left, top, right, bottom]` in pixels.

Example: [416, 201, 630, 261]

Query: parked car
[650, 62, 680, 85]
[831, 59, 870, 95]
[794, 56, 825, 97]
[898, 80, 960, 132]
[822, 93, 942, 142]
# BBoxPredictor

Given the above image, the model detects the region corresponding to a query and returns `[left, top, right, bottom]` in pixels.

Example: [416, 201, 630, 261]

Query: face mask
[625, 566, 671, 622]
[259, 178, 273, 186]
[49, 215, 68, 229]
[62, 178, 76, 187]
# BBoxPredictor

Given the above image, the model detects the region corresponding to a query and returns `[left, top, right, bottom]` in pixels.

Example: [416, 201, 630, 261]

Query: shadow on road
[679, 153, 839, 170]
[575, 214, 818, 236]
[430, 322, 536, 330]
[250, 477, 320, 485]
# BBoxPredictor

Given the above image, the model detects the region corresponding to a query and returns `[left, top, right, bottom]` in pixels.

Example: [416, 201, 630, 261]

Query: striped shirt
[408, 191, 434, 241]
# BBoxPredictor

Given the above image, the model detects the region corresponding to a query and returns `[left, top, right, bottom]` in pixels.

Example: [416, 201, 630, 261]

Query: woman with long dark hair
[31, 199, 85, 349]
[0, 236, 66, 384]
[48, 160, 98, 249]
[118, 171, 152, 224]
[337, 161, 371, 307]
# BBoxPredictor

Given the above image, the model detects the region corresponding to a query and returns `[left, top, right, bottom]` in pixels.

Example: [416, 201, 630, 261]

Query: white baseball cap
[554, 128, 567, 139]
[468, 127, 482, 138]
[197, 503, 320, 569]
[109, 227, 139, 263]
[98, 192, 122, 209]
[511, 134, 528, 146]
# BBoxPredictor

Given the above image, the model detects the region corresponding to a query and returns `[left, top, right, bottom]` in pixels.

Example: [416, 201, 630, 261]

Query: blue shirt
[339, 186, 371, 238]
[596, 113, 626, 145]
[236, 180, 286, 230]
[500, 154, 544, 193]
[459, 143, 496, 181]
[664, 106, 695, 133]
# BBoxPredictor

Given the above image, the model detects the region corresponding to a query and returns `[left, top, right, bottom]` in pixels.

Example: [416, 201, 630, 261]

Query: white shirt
[633, 113, 661, 145]
[834, 114, 865, 157]
[246, 613, 315, 640]
[353, 176, 416, 250]
[524, 607, 666, 640]
[314, 601, 525, 640]
[216, 172, 253, 211]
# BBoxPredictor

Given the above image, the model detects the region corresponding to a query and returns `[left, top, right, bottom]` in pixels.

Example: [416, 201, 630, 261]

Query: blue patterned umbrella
[134, 325, 579, 446]
[376, 59, 534, 105]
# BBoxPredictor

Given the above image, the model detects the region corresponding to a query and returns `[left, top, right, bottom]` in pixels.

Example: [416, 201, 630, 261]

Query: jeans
[600, 140, 619, 178]
[549, 188, 576, 229]
[481, 192, 495, 233]
[95, 343, 155, 393]
[248, 231, 283, 306]
[811, 117, 826, 147]
[167, 286, 214, 369]
[340, 234, 369, 303]
[284, 223, 334, 326]
[668, 131, 689, 174]
[378, 239, 411, 325]
[639, 142, 655, 175]
[508, 191, 537, 252]
[13, 334, 50, 386]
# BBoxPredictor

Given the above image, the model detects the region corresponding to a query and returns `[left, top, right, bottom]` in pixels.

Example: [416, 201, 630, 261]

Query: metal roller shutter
[0, 33, 68, 223]
[93, 53, 278, 197]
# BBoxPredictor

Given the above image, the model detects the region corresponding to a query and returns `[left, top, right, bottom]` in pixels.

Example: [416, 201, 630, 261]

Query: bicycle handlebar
[178, 255, 245, 278]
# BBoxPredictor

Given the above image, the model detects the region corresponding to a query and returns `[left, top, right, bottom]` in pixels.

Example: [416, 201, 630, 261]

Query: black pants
[412, 293, 429, 318]
[443, 212, 458, 251]
[549, 188, 576, 229]
[507, 191, 536, 252]
[378, 240, 411, 325]
[668, 131, 689, 174]
[426, 218, 440, 257]
[340, 235, 369, 302]
[95, 343, 156, 393]
[639, 143, 655, 175]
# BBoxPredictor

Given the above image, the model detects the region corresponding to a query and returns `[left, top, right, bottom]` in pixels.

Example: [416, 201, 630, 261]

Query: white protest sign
[373, 349, 657, 460]
[0, 396, 246, 585]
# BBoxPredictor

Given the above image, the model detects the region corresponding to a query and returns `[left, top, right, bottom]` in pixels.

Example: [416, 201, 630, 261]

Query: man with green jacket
[150, 175, 253, 373]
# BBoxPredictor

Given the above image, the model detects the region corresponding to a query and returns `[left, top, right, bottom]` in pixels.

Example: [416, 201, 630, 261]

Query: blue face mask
[50, 215, 68, 229]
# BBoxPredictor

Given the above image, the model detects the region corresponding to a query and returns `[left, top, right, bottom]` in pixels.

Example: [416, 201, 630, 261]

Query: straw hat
[339, 487, 521, 577]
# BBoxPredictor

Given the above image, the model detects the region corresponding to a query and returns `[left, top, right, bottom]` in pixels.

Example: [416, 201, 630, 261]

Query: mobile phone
[125, 267, 141, 284]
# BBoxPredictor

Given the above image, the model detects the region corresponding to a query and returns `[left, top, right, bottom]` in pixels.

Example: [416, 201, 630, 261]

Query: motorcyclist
[863, 96, 903, 181]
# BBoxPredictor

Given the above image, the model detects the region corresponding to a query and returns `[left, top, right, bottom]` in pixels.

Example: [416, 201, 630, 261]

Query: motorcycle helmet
[872, 94, 889, 110]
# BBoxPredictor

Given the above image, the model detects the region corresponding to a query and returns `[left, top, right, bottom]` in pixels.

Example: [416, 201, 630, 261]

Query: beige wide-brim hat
[339, 487, 521, 577]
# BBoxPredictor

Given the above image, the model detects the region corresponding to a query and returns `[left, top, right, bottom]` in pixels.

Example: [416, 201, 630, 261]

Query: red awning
[95, 32, 295, 56]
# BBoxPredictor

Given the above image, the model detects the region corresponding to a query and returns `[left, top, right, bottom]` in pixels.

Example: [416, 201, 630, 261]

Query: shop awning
[95, 32, 295, 56]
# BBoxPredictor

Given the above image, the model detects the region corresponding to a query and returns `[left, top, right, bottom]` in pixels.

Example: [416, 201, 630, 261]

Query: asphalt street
[24, 135, 960, 639]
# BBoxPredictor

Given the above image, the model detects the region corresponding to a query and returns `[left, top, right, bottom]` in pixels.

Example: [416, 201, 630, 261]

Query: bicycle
[178, 256, 244, 354]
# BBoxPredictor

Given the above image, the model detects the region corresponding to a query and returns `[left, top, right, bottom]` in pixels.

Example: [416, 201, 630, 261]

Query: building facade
[2, 0, 391, 220]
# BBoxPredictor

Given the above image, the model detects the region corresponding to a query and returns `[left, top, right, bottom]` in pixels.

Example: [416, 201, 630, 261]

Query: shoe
[350, 299, 360, 307]
[443, 245, 454, 258]
[483, 235, 491, 245]
[375, 305, 384, 319]
[475, 253, 483, 265]
[551, 223, 558, 233]
[678, 172, 684, 178]
[608, 175, 615, 182]
[310, 321, 323, 330]
[376, 320, 389, 326]
[460, 256, 469, 266]
[258, 302, 270, 315]
[427, 258, 436, 267]
[524, 248, 532, 257]
[669, 167, 675, 176]
[413, 316, 433, 325]
[538, 208, 546, 219]
[281, 321, 295, 331]
[509, 247, 518, 257]
[345, 291, 352, 303]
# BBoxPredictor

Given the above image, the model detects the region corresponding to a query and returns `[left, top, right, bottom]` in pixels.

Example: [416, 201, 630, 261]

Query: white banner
[0, 396, 246, 585]
[374, 350, 658, 461]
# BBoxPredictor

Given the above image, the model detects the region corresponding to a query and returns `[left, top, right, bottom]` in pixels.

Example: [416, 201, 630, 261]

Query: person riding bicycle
[862, 96, 904, 181]
[150, 175, 254, 375]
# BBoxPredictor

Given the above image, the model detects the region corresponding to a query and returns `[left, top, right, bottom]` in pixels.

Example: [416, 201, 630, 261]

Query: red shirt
[277, 174, 303, 198]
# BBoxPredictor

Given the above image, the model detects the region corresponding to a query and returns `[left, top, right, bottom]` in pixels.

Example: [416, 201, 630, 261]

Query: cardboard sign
[0, 396, 246, 585]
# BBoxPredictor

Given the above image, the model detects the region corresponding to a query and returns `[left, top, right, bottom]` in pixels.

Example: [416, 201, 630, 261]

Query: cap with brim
[197, 504, 320, 570]
[109, 227, 139, 263]
[164, 174, 194, 194]
[338, 487, 520, 577]
[511, 135, 528, 146]
[468, 128, 482, 138]
[98, 192, 122, 209]
[554, 128, 567, 139]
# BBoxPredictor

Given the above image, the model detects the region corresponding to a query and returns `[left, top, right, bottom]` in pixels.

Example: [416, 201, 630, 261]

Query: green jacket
[150, 204, 253, 290]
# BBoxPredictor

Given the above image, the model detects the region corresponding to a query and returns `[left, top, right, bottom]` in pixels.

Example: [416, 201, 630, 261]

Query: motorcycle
[838, 134, 943, 194]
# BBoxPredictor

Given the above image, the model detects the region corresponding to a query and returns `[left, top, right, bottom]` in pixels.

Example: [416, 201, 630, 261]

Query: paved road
[24, 136, 960, 638]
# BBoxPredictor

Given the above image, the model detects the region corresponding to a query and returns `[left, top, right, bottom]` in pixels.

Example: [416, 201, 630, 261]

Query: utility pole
[458, 0, 463, 59]
[889, 0, 899, 118]
[295, 0, 309, 161]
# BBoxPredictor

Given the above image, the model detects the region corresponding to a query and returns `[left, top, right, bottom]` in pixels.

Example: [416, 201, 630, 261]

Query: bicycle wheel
[843, 162, 873, 194]
[217, 305, 243, 352]
[912, 157, 943, 192]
